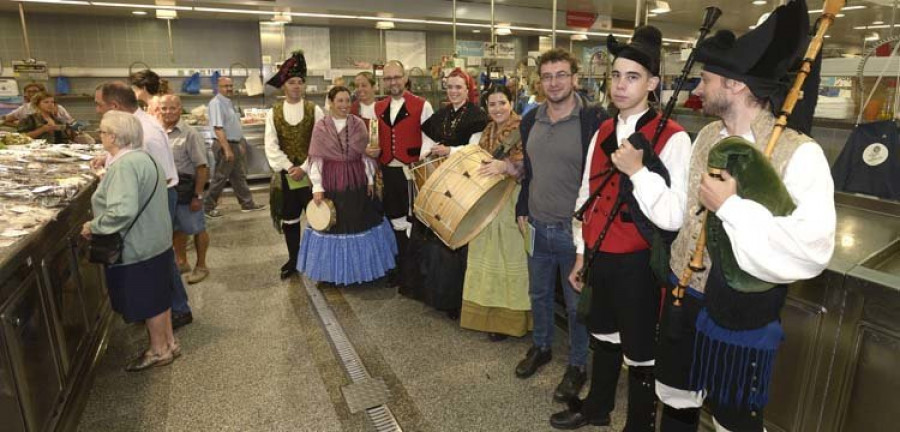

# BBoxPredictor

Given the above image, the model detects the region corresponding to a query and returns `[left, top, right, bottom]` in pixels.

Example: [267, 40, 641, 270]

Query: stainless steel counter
[0, 183, 112, 432]
[712, 193, 900, 432]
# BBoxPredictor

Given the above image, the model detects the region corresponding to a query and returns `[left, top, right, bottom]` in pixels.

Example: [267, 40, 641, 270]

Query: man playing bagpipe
[553, 25, 692, 431]
[652, 1, 836, 431]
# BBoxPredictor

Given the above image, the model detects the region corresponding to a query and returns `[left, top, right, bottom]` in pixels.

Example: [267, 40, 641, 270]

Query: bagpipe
[573, 7, 722, 320]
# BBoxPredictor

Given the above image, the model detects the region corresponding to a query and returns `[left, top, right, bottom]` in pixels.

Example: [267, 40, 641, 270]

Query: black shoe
[171, 312, 193, 330]
[280, 261, 298, 280]
[488, 332, 508, 342]
[554, 365, 588, 402]
[549, 409, 611, 430]
[446, 309, 460, 320]
[515, 345, 552, 378]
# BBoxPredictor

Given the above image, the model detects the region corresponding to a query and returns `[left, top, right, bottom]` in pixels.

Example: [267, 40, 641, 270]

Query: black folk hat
[607, 25, 663, 77]
[267, 50, 308, 89]
[694, 0, 810, 108]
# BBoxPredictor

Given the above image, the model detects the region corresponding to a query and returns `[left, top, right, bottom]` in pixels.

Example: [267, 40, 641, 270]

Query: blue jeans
[168, 188, 192, 315]
[528, 218, 589, 367]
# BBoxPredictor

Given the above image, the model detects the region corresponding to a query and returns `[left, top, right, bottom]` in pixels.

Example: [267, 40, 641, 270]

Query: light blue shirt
[208, 93, 243, 141]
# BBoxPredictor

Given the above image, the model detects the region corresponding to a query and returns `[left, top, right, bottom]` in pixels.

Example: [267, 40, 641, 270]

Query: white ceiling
[2, 0, 898, 53]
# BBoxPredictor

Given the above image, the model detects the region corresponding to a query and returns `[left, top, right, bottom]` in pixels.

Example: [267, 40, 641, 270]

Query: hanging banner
[456, 41, 485, 58]
[490, 42, 517, 60]
[456, 41, 516, 60]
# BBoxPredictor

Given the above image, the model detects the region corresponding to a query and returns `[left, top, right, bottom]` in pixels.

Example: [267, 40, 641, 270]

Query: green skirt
[460, 185, 531, 337]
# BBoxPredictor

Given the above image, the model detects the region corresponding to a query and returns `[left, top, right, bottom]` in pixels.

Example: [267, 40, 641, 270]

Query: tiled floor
[76, 192, 629, 431]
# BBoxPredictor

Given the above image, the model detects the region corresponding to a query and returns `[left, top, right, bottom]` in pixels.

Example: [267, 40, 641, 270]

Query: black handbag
[89, 154, 159, 265]
[175, 174, 195, 204]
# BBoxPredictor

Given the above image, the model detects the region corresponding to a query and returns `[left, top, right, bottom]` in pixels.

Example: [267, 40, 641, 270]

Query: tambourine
[306, 199, 336, 232]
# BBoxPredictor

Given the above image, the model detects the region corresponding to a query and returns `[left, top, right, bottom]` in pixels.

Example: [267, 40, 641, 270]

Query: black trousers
[585, 249, 660, 362]
[656, 286, 767, 432]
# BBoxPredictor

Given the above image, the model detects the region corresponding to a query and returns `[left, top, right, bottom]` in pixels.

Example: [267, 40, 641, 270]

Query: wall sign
[12, 61, 48, 81]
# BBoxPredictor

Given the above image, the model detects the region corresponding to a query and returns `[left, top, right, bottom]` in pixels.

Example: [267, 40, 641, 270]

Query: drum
[306, 199, 337, 232]
[410, 156, 446, 192]
[414, 146, 516, 250]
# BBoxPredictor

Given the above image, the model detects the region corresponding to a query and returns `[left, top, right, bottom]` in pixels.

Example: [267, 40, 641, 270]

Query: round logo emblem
[862, 143, 889, 167]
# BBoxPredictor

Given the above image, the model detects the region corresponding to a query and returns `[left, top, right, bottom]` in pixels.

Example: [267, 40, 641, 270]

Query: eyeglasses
[383, 75, 404, 82]
[540, 72, 573, 83]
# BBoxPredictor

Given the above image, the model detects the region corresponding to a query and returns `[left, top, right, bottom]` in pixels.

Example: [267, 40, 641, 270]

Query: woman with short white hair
[81, 110, 180, 371]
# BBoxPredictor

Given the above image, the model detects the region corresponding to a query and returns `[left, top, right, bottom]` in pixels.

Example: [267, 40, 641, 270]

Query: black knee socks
[660, 405, 700, 432]
[581, 340, 623, 418]
[282, 223, 301, 268]
[624, 366, 657, 432]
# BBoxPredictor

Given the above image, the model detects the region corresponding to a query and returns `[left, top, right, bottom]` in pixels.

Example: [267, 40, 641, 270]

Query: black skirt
[400, 221, 467, 311]
[324, 185, 382, 234]
[105, 248, 175, 323]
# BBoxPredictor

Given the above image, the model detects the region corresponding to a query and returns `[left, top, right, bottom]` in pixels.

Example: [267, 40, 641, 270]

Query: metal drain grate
[303, 276, 403, 432]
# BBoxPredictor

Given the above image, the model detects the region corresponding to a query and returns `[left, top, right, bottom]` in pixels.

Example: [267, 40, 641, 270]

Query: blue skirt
[105, 248, 174, 323]
[298, 218, 397, 285]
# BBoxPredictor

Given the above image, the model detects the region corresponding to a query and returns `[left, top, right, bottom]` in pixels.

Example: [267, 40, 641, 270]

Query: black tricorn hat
[607, 25, 663, 76]
[695, 0, 810, 107]
[267, 50, 308, 88]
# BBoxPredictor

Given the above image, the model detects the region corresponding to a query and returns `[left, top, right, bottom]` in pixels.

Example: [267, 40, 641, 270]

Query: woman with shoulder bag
[81, 111, 180, 372]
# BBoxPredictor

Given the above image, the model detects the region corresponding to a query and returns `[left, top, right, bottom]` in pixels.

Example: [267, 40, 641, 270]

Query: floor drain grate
[303, 276, 403, 432]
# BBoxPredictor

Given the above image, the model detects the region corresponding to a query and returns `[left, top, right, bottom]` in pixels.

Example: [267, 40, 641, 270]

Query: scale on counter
[0, 79, 18, 97]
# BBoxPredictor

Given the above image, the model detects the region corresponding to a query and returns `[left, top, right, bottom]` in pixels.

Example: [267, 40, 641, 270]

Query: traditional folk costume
[264, 51, 325, 278]
[560, 26, 692, 431]
[652, 3, 836, 430]
[459, 113, 531, 337]
[409, 98, 487, 312]
[374, 90, 435, 290]
[296, 115, 396, 284]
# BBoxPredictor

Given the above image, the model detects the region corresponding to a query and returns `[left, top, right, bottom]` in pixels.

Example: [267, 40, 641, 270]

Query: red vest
[582, 113, 684, 254]
[375, 92, 424, 165]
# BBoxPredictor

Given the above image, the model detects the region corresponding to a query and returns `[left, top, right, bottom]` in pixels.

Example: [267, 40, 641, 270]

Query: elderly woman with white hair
[81, 110, 180, 371]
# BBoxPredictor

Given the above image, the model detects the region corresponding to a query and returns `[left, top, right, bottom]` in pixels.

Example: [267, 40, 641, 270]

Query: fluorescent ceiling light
[650, 1, 671, 14]
[290, 12, 357, 20]
[192, 7, 275, 16]
[14, 0, 90, 4]
[132, 10, 145, 15]
[809, 5, 866, 14]
[836, 13, 845, 18]
[854, 24, 894, 30]
[752, 0, 767, 5]
[91, 2, 190, 10]
[357, 16, 429, 24]
[873, 21, 884, 25]
[472, 29, 481, 33]
[571, 34, 588, 41]
[495, 27, 512, 36]
[865, 33, 880, 42]
[375, 21, 395, 30]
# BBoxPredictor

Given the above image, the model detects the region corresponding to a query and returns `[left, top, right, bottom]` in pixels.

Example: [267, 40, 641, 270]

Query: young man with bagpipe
[551, 26, 692, 431]
[653, 1, 838, 430]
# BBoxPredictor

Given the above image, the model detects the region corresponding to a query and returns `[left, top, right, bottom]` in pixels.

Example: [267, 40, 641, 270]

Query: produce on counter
[1, 132, 33, 147]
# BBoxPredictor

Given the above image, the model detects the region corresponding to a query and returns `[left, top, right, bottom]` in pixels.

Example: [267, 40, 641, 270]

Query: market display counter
[0, 184, 112, 432]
